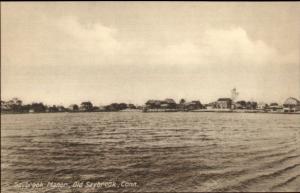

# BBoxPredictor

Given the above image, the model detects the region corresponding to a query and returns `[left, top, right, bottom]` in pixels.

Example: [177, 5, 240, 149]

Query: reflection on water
[1, 112, 300, 192]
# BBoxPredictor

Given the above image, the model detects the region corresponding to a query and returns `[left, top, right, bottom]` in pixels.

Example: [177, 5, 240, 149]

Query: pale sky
[1, 2, 300, 106]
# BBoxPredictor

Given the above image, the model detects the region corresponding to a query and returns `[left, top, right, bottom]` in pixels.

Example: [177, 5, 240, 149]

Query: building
[216, 98, 232, 109]
[235, 101, 247, 109]
[257, 103, 268, 110]
[177, 100, 203, 111]
[268, 103, 283, 112]
[205, 102, 217, 110]
[183, 101, 203, 110]
[283, 97, 300, 112]
[161, 98, 177, 109]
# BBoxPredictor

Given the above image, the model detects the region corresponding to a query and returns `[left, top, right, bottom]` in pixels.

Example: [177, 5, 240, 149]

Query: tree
[31, 103, 46, 112]
[118, 103, 128, 110]
[251, 102, 258, 110]
[179, 99, 186, 104]
[73, 104, 79, 111]
[69, 104, 79, 111]
[21, 104, 31, 112]
[48, 105, 59, 112]
[236, 100, 246, 109]
[80, 101, 93, 112]
[7, 98, 23, 112]
[128, 104, 136, 109]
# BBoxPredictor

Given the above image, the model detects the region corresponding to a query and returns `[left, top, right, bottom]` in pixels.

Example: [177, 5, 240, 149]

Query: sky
[1, 2, 300, 106]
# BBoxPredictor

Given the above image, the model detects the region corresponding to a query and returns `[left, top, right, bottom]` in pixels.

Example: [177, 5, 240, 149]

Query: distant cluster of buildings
[145, 98, 203, 111]
[1, 95, 300, 114]
[144, 97, 300, 113]
[205, 98, 258, 110]
[211, 97, 300, 112]
[142, 88, 300, 113]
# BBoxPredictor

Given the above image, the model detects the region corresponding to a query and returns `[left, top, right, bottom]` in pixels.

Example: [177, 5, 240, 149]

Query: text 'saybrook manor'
[15, 181, 138, 189]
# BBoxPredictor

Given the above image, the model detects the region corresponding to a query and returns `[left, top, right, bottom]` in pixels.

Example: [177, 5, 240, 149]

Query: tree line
[1, 98, 139, 113]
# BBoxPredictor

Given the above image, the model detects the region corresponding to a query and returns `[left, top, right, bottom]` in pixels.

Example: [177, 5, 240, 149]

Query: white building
[283, 97, 300, 112]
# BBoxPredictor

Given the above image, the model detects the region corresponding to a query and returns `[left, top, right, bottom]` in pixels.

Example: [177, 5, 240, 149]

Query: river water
[1, 112, 300, 192]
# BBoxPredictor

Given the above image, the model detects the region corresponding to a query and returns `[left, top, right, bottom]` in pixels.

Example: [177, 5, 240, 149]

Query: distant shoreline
[1, 110, 300, 115]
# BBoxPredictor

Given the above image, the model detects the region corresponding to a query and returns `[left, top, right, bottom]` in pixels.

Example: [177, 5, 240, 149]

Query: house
[257, 103, 268, 110]
[182, 100, 203, 110]
[205, 102, 217, 110]
[235, 101, 247, 109]
[283, 97, 300, 112]
[216, 98, 232, 109]
[160, 103, 169, 109]
[268, 103, 283, 112]
[161, 98, 177, 109]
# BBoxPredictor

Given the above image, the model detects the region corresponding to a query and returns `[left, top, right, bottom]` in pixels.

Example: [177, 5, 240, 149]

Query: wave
[271, 174, 300, 191]
[214, 163, 300, 192]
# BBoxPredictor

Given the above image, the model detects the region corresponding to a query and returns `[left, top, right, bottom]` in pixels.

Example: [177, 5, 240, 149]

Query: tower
[231, 88, 239, 102]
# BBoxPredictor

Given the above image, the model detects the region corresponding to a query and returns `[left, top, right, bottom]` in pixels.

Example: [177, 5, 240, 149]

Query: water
[1, 112, 300, 192]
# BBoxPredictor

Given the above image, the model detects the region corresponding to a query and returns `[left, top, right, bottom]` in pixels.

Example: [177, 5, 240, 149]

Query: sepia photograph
[1, 1, 300, 192]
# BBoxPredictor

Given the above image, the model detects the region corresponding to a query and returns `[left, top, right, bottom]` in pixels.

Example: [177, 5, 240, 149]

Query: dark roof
[217, 98, 232, 101]
[146, 100, 161, 104]
[164, 98, 176, 104]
